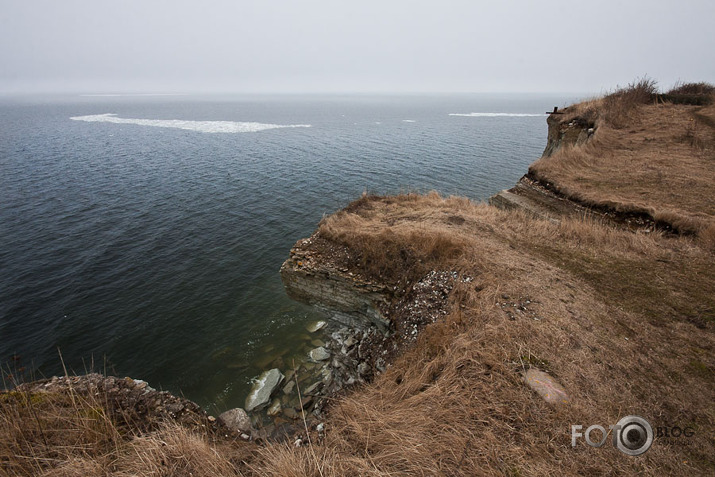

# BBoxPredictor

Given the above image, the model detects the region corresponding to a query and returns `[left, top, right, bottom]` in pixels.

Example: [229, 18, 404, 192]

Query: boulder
[218, 408, 253, 434]
[245, 368, 285, 412]
[523, 369, 569, 405]
[309, 347, 331, 361]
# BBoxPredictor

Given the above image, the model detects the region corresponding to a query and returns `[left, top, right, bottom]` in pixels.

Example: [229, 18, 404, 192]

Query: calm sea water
[0, 93, 574, 411]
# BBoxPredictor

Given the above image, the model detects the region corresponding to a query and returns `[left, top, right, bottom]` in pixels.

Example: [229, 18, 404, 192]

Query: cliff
[280, 235, 392, 332]
[268, 84, 714, 474]
[4, 82, 714, 476]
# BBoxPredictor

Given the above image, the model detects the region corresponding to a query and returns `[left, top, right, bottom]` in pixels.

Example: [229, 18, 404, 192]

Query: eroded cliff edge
[281, 235, 392, 333]
[272, 88, 714, 474]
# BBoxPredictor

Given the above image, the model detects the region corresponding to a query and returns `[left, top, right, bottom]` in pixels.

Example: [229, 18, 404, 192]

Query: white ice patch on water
[79, 93, 187, 97]
[449, 113, 544, 117]
[402, 119, 417, 123]
[70, 113, 311, 133]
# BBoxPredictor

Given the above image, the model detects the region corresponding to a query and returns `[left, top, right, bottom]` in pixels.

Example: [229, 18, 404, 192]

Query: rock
[309, 347, 331, 361]
[300, 396, 314, 410]
[281, 252, 392, 332]
[523, 369, 569, 405]
[376, 358, 386, 373]
[218, 408, 253, 433]
[283, 380, 296, 395]
[245, 369, 285, 412]
[304, 381, 322, 396]
[283, 407, 299, 419]
[306, 320, 326, 333]
[267, 398, 282, 416]
[132, 379, 154, 392]
[284, 369, 295, 383]
[166, 402, 185, 414]
[357, 362, 370, 376]
[311, 339, 326, 347]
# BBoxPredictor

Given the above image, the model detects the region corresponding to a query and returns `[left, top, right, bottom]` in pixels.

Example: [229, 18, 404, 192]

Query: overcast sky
[1, 0, 713, 95]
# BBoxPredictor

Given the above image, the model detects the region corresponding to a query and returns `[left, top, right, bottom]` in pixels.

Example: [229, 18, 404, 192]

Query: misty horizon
[1, 0, 714, 96]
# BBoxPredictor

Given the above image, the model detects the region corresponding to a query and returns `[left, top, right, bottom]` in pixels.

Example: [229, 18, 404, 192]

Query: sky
[1, 0, 714, 95]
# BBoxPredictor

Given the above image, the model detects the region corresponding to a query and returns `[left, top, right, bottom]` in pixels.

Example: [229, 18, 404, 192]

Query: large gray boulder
[245, 368, 284, 412]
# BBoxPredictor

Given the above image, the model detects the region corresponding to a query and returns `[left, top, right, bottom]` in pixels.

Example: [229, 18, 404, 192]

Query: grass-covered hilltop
[2, 80, 714, 476]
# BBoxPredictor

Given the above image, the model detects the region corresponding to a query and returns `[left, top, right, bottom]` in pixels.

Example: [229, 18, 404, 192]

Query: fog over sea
[0, 93, 576, 411]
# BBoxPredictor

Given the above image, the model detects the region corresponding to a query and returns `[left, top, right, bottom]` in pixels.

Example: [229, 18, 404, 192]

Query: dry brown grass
[0, 383, 249, 476]
[664, 82, 715, 106]
[319, 192, 474, 284]
[601, 77, 659, 128]
[256, 193, 714, 476]
[530, 88, 715, 243]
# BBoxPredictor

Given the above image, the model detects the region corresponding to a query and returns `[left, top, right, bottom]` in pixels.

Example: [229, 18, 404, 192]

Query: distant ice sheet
[70, 113, 311, 133]
[449, 113, 544, 117]
[79, 94, 187, 97]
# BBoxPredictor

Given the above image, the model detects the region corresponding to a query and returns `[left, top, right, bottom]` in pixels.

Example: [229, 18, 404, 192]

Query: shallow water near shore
[0, 93, 576, 411]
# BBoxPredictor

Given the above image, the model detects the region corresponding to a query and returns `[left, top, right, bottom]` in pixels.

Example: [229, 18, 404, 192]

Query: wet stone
[283, 380, 295, 395]
[267, 398, 282, 417]
[304, 381, 322, 396]
[245, 368, 284, 412]
[309, 347, 331, 361]
[306, 320, 327, 333]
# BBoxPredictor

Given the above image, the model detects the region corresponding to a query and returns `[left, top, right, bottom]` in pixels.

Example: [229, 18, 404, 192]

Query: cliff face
[541, 112, 595, 157]
[280, 235, 392, 333]
[489, 109, 598, 221]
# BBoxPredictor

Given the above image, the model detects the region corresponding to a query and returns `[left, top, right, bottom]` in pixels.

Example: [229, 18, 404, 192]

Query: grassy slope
[3, 86, 714, 476]
[252, 88, 714, 475]
[529, 86, 715, 239]
[254, 194, 713, 476]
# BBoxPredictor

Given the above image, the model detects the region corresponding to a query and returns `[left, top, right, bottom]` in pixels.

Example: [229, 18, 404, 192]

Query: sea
[0, 93, 577, 412]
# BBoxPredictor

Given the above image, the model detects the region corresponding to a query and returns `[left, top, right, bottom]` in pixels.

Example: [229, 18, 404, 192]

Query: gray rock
[376, 358, 386, 373]
[305, 320, 326, 333]
[267, 398, 282, 416]
[245, 368, 285, 412]
[218, 408, 253, 433]
[304, 381, 322, 395]
[344, 335, 357, 348]
[281, 257, 391, 332]
[309, 346, 331, 361]
[282, 380, 296, 395]
[357, 362, 369, 376]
